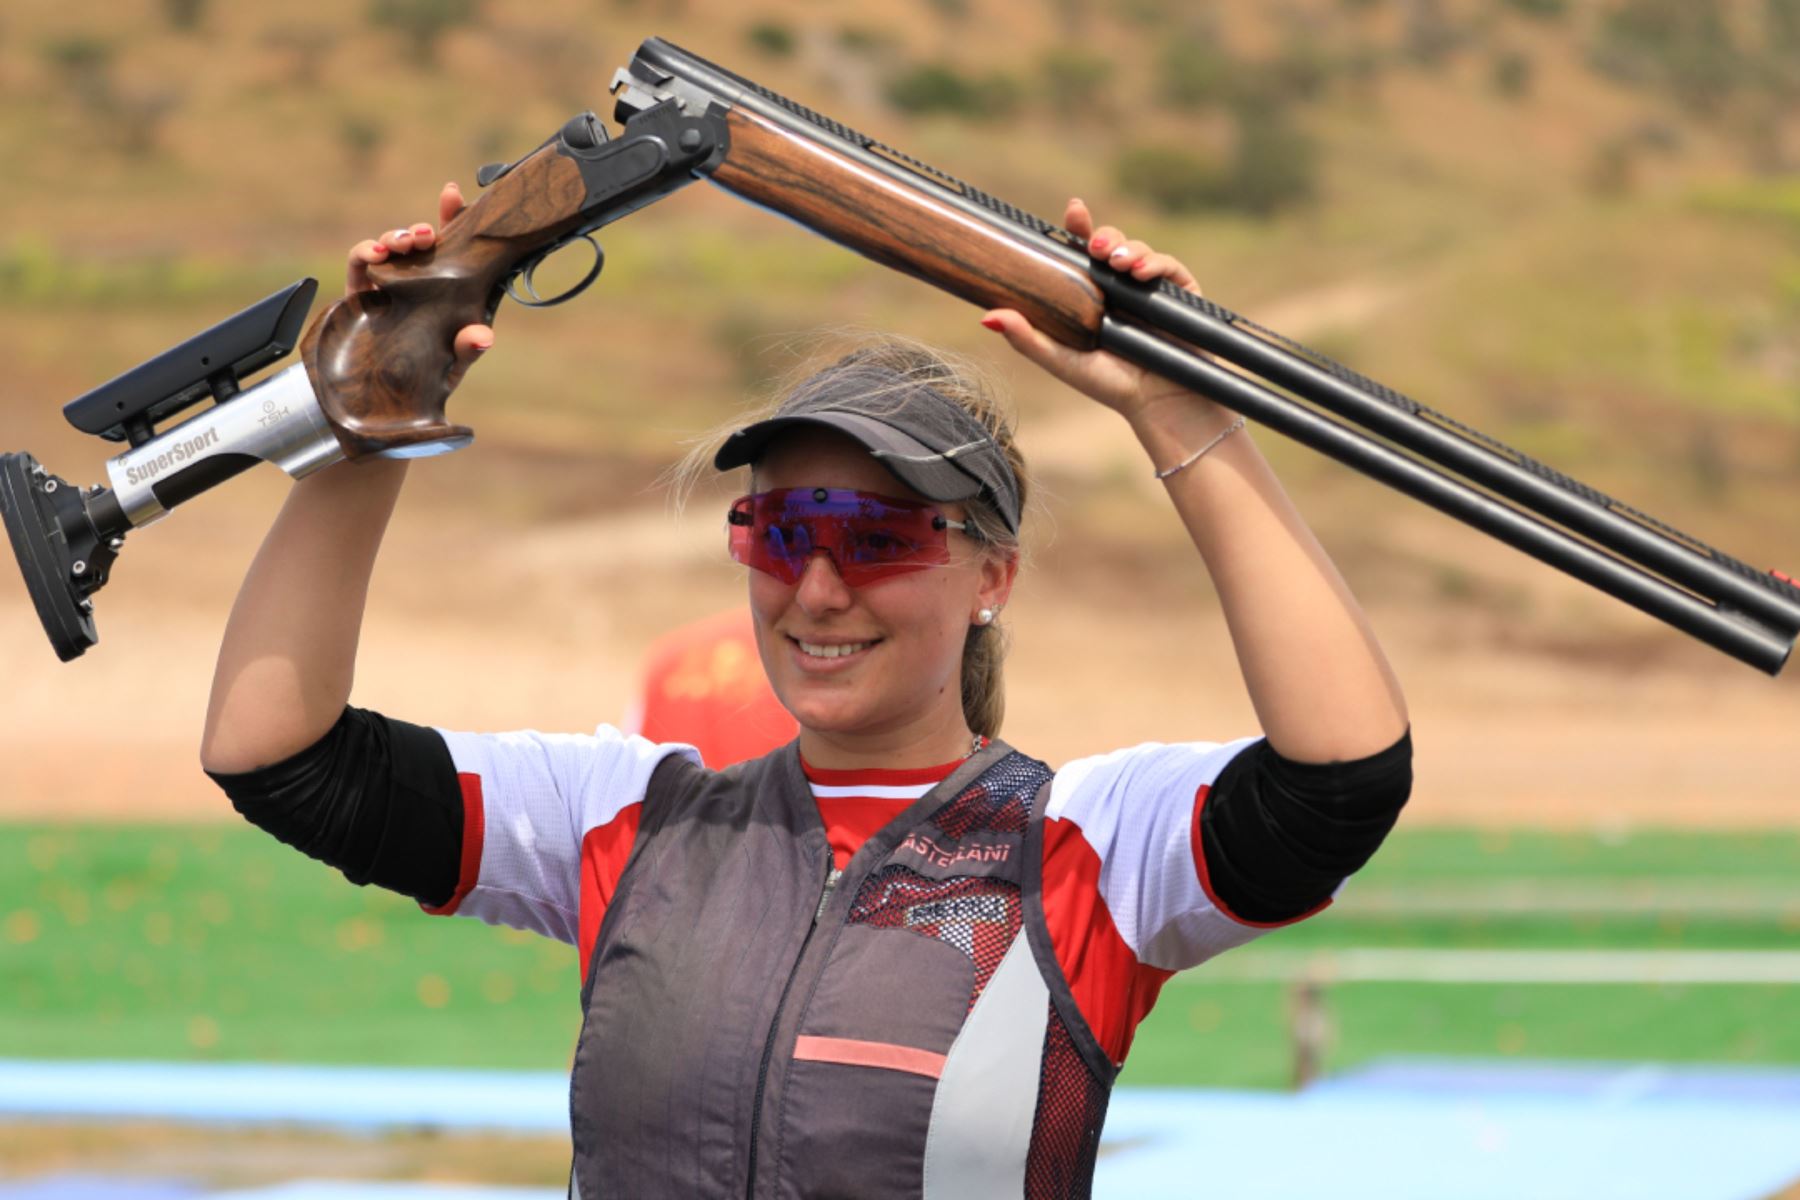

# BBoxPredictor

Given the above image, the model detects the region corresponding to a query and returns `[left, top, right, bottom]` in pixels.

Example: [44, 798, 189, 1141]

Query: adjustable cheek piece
[726, 487, 969, 587]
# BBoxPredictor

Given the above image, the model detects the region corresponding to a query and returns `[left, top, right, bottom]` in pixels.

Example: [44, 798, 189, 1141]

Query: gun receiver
[3, 35, 1798, 672]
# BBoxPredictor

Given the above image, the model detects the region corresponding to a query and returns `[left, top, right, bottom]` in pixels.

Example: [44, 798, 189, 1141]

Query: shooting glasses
[728, 488, 970, 588]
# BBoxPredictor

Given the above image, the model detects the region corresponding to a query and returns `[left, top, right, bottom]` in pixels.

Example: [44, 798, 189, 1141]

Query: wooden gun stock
[298, 142, 592, 458]
[711, 108, 1106, 350]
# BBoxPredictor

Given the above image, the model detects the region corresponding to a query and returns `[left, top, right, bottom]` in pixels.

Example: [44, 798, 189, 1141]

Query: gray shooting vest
[568, 739, 1117, 1199]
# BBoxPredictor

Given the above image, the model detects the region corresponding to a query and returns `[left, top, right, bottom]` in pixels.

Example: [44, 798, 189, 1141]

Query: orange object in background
[629, 608, 798, 768]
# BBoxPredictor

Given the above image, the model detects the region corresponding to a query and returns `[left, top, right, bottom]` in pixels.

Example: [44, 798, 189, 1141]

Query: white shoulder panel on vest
[921, 930, 1051, 1199]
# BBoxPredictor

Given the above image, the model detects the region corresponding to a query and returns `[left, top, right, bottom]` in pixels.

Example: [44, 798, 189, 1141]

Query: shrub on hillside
[1114, 144, 1227, 213]
[1584, 136, 1638, 197]
[884, 63, 1020, 119]
[1498, 0, 1567, 19]
[746, 21, 795, 58]
[367, 0, 480, 68]
[1229, 102, 1320, 216]
[836, 25, 898, 55]
[1767, 0, 1800, 96]
[1590, 0, 1740, 117]
[42, 37, 118, 129]
[1403, 0, 1468, 69]
[262, 25, 336, 89]
[1157, 36, 1240, 110]
[1116, 104, 1319, 218]
[1038, 48, 1114, 112]
[338, 114, 387, 176]
[1490, 48, 1535, 98]
[163, 0, 207, 31]
[1269, 32, 1337, 102]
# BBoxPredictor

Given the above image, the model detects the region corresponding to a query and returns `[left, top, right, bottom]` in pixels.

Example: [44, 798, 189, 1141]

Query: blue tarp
[1, 1058, 1796, 1200]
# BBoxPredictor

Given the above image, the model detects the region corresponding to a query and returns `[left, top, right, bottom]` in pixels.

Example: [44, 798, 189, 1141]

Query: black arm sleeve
[1198, 729, 1412, 924]
[204, 707, 466, 909]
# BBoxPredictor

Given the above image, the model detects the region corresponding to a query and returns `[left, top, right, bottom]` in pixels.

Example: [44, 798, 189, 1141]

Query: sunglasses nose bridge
[793, 544, 855, 597]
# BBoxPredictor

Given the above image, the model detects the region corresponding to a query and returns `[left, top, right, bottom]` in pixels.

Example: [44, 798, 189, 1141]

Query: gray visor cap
[712, 368, 1022, 535]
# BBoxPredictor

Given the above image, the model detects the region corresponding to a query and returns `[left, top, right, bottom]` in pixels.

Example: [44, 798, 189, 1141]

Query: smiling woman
[197, 188, 1413, 1200]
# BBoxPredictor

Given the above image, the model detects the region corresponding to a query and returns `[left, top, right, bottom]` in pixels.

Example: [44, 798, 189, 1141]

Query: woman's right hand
[345, 181, 495, 395]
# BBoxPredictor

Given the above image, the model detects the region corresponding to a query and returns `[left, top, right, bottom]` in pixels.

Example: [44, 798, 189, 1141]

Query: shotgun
[4, 36, 1798, 672]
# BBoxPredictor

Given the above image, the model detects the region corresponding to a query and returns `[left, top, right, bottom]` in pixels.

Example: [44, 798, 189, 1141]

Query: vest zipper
[745, 852, 837, 1198]
[813, 867, 843, 925]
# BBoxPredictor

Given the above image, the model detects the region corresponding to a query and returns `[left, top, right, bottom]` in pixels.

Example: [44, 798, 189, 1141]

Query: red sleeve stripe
[1190, 784, 1332, 930]
[421, 772, 486, 916]
[1040, 816, 1176, 1065]
[578, 803, 644, 982]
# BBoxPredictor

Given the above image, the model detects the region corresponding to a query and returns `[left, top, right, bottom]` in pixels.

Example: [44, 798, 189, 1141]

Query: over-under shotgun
[3, 37, 1797, 671]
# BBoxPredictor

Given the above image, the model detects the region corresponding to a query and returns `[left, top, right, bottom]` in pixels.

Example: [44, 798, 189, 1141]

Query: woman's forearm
[199, 458, 410, 774]
[1129, 394, 1408, 763]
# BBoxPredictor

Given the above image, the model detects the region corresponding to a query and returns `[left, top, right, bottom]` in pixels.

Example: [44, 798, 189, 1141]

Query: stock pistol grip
[299, 141, 592, 459]
[300, 280, 481, 459]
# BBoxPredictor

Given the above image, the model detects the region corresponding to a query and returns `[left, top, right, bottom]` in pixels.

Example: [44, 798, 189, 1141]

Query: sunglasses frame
[727, 486, 971, 587]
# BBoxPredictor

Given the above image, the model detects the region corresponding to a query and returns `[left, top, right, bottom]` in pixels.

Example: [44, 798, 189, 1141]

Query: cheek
[746, 574, 793, 657]
[872, 570, 972, 653]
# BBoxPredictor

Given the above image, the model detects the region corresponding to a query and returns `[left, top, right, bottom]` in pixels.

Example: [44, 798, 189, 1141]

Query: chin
[777, 687, 876, 736]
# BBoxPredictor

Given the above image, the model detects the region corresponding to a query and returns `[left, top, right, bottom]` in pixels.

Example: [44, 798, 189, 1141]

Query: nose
[794, 549, 853, 615]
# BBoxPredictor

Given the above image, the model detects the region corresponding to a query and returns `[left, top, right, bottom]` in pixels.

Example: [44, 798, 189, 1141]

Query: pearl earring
[976, 608, 995, 626]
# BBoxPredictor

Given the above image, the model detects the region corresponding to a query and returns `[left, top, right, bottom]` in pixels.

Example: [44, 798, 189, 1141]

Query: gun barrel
[1101, 278, 1800, 642]
[1101, 318, 1794, 675]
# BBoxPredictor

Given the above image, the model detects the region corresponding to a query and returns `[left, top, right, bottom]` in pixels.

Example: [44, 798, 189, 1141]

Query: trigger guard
[503, 234, 605, 309]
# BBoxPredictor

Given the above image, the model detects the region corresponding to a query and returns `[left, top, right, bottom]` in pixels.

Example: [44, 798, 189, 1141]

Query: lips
[787, 634, 881, 667]
[796, 639, 873, 658]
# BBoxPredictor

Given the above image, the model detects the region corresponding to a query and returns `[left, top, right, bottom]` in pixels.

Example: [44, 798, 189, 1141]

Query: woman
[201, 183, 1411, 1199]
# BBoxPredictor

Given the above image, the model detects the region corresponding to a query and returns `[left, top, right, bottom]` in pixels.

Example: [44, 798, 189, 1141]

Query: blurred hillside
[1, 0, 1795, 540]
[1, 0, 1797, 822]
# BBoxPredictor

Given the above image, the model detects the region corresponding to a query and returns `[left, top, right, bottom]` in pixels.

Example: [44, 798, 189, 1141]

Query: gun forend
[614, 40, 1107, 351]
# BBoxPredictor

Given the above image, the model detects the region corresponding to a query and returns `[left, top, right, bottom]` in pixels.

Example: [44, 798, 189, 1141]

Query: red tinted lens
[727, 488, 953, 586]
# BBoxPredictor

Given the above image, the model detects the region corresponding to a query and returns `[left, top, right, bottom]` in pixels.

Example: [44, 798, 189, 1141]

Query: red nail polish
[980, 315, 1004, 331]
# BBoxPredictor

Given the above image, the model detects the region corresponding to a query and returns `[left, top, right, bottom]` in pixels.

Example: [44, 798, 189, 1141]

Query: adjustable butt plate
[0, 452, 98, 662]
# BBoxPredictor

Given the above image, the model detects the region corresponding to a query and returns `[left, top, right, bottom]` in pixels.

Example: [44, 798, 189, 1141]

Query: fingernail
[473, 339, 493, 352]
[1109, 245, 1131, 260]
[368, 243, 388, 254]
[1070, 197, 1084, 206]
[980, 315, 1005, 332]
[1091, 238, 1110, 253]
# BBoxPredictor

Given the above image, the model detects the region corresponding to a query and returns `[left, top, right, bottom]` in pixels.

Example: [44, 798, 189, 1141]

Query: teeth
[798, 640, 871, 659]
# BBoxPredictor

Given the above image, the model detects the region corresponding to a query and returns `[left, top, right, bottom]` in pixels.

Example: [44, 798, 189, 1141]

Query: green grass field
[1, 824, 1796, 1090]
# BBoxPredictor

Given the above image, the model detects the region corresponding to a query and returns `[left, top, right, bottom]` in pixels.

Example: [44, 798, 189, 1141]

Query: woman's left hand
[980, 198, 1222, 425]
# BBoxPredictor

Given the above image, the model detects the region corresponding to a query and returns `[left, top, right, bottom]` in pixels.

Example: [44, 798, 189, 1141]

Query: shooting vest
[568, 740, 1115, 1199]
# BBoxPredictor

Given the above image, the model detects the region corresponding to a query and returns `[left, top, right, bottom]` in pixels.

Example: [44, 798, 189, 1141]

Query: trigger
[502, 235, 605, 309]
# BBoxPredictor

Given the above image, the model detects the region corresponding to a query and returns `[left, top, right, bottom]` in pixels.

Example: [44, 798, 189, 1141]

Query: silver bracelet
[1153, 416, 1246, 480]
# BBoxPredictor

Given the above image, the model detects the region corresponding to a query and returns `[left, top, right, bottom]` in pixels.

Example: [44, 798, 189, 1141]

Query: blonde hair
[676, 332, 1031, 738]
